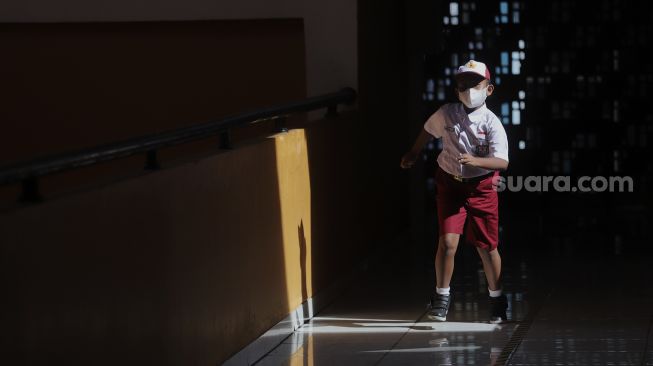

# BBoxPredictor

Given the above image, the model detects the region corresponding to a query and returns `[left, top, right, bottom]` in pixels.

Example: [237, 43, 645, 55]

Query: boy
[400, 60, 510, 323]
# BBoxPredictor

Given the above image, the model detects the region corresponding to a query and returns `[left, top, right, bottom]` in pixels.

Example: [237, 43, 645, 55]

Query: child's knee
[439, 233, 460, 252]
[478, 246, 501, 257]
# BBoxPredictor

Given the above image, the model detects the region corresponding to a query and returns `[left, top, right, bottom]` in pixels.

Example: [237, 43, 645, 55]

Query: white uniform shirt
[423, 102, 509, 178]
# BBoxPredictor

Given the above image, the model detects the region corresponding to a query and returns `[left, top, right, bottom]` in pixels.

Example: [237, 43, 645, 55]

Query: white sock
[436, 287, 451, 296]
[488, 287, 502, 297]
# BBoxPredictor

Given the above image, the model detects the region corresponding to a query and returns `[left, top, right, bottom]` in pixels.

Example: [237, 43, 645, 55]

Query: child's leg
[478, 246, 508, 323]
[476, 247, 502, 291]
[435, 233, 461, 288]
[465, 172, 501, 291]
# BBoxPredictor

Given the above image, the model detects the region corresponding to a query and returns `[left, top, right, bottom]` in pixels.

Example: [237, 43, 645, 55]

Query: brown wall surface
[0, 0, 357, 98]
[0, 5, 413, 363]
[1, 130, 294, 365]
[0, 19, 314, 364]
[0, 111, 388, 365]
[0, 20, 306, 165]
[0, 19, 307, 208]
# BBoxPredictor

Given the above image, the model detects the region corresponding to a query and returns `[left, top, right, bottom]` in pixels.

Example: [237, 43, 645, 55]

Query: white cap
[455, 60, 491, 80]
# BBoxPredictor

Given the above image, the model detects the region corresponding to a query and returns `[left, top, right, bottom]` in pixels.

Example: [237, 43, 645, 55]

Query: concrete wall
[0, 1, 419, 364]
[0, 20, 307, 166]
[0, 19, 308, 209]
[0, 129, 311, 365]
[0, 19, 320, 364]
[0, 110, 384, 365]
[0, 0, 357, 97]
[0, 11, 398, 364]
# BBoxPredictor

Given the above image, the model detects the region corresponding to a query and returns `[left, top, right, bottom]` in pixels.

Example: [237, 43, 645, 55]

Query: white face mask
[458, 86, 488, 108]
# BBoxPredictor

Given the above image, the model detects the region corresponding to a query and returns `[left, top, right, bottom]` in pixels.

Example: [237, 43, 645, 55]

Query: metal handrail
[0, 87, 356, 201]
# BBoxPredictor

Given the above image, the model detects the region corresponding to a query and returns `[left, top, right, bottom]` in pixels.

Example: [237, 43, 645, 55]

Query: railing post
[145, 150, 161, 170]
[219, 130, 233, 150]
[274, 116, 289, 133]
[325, 104, 339, 119]
[19, 177, 43, 203]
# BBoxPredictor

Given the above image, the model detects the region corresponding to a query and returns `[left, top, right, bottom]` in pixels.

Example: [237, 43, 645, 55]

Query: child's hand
[457, 153, 479, 166]
[400, 151, 419, 169]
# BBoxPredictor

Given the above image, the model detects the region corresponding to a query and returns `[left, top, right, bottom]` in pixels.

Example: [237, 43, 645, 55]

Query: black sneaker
[427, 293, 451, 321]
[489, 294, 508, 324]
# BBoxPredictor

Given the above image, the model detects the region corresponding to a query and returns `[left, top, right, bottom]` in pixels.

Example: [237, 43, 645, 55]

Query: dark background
[363, 0, 653, 259]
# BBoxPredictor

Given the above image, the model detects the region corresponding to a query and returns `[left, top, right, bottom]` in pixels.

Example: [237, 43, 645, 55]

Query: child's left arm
[458, 117, 509, 170]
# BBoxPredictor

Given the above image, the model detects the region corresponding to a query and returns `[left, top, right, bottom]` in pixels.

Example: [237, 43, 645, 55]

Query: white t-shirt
[423, 102, 509, 178]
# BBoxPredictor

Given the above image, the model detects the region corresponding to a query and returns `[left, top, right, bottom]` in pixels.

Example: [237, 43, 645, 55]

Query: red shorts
[435, 166, 500, 251]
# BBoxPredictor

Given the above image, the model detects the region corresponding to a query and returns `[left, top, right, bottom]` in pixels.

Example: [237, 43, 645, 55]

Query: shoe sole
[489, 317, 505, 324]
[427, 314, 447, 321]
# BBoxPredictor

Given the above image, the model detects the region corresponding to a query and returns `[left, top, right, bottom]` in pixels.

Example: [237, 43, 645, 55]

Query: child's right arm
[400, 128, 434, 169]
[400, 107, 445, 169]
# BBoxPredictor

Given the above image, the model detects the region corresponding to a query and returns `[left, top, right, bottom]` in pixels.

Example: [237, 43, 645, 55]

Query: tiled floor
[250, 223, 653, 366]
[507, 256, 653, 366]
[251, 232, 540, 366]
